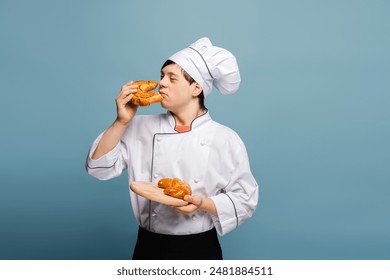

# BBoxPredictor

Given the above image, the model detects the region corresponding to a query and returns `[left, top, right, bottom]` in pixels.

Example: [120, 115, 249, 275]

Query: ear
[192, 83, 203, 97]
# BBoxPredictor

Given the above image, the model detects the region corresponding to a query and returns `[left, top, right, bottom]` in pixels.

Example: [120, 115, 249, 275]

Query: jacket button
[156, 137, 161, 142]
[192, 215, 197, 220]
[154, 174, 159, 179]
[194, 178, 199, 183]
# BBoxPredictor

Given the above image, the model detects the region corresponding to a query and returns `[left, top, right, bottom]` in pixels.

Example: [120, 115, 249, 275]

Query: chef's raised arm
[85, 80, 139, 180]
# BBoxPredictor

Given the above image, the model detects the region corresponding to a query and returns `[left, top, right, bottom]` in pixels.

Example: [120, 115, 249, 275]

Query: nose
[159, 76, 167, 88]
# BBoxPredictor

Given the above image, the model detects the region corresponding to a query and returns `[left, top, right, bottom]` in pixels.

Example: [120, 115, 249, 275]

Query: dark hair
[161, 60, 205, 109]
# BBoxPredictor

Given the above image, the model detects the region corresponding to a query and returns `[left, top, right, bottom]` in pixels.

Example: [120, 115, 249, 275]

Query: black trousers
[132, 227, 223, 260]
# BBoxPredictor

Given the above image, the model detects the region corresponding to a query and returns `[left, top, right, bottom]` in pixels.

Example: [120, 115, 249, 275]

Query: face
[159, 63, 201, 112]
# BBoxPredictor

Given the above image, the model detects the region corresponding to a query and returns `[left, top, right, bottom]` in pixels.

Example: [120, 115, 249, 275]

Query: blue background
[1, 0, 389, 260]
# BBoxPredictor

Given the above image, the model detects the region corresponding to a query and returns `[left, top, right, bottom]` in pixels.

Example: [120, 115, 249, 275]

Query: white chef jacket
[86, 111, 258, 236]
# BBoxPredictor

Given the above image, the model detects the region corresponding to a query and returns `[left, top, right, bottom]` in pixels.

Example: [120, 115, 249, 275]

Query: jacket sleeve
[85, 132, 128, 180]
[210, 140, 259, 236]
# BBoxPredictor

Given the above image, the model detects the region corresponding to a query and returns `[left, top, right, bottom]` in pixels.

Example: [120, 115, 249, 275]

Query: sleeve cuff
[86, 133, 122, 169]
[210, 194, 243, 236]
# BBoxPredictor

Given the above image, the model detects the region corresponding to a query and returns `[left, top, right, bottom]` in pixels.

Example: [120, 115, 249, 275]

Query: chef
[86, 37, 259, 260]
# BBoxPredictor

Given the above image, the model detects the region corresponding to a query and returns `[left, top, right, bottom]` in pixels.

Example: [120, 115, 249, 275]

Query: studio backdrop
[1, 0, 389, 259]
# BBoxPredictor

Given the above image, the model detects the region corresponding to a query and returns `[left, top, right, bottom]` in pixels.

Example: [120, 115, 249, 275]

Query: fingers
[115, 82, 140, 124]
[116, 82, 140, 111]
[184, 195, 203, 206]
[123, 81, 139, 91]
[174, 203, 198, 215]
[173, 195, 205, 215]
[117, 82, 137, 98]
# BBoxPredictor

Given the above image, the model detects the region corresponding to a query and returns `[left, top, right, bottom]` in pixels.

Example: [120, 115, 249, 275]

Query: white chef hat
[168, 37, 241, 98]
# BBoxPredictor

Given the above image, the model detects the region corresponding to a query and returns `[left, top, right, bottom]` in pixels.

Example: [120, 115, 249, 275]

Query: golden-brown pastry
[158, 178, 192, 199]
[130, 80, 163, 106]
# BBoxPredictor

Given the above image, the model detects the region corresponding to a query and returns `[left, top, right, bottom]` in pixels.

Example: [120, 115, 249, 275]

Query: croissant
[158, 178, 192, 199]
[130, 80, 163, 106]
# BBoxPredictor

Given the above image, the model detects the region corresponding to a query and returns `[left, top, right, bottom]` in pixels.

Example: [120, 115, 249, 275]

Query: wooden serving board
[130, 181, 189, 207]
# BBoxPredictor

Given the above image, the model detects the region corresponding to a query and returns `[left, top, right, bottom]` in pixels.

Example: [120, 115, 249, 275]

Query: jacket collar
[167, 109, 211, 132]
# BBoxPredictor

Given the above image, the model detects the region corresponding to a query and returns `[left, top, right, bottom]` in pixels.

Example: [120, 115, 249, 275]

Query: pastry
[158, 178, 192, 199]
[130, 80, 163, 106]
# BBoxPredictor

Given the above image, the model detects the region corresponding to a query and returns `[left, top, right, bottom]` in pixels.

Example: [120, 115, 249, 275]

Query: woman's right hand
[115, 81, 139, 125]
